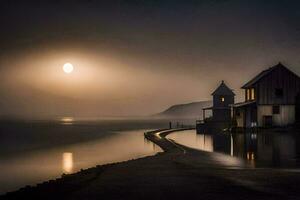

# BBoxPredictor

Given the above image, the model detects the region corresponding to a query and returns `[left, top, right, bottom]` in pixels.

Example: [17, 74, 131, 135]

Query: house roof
[211, 80, 235, 96]
[231, 101, 255, 108]
[242, 62, 300, 89]
[203, 106, 231, 110]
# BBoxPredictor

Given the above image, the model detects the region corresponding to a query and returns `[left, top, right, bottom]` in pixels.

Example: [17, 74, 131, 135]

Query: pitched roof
[242, 62, 300, 88]
[211, 81, 235, 96]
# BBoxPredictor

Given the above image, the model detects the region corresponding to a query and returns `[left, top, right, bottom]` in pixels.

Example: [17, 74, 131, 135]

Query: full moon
[63, 63, 74, 74]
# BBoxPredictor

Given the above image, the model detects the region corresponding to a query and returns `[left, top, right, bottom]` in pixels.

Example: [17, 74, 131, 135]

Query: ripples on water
[167, 130, 300, 168]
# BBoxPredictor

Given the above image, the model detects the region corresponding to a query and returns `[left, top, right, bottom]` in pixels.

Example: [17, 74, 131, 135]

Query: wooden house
[197, 81, 235, 133]
[233, 63, 300, 128]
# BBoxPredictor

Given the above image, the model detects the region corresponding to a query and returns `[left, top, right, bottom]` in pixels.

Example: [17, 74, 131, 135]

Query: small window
[246, 89, 250, 101]
[275, 88, 283, 98]
[251, 88, 255, 100]
[272, 105, 280, 114]
[221, 97, 225, 102]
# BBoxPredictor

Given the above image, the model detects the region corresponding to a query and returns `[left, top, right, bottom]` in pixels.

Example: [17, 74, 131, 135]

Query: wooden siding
[235, 108, 245, 127]
[257, 105, 295, 126]
[256, 67, 300, 105]
[213, 95, 234, 108]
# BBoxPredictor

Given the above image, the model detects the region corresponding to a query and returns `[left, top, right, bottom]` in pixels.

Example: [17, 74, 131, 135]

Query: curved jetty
[2, 129, 300, 200]
[144, 128, 190, 153]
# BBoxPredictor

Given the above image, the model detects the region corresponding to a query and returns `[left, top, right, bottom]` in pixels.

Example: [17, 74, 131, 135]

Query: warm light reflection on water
[60, 117, 74, 125]
[0, 129, 162, 194]
[62, 152, 73, 173]
[167, 130, 213, 152]
[196, 134, 213, 152]
[167, 130, 300, 169]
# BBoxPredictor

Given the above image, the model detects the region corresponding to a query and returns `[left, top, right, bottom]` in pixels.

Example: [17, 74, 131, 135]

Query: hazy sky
[1, 0, 300, 118]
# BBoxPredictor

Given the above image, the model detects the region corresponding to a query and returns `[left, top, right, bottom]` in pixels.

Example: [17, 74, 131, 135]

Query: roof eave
[241, 85, 252, 89]
[211, 92, 235, 96]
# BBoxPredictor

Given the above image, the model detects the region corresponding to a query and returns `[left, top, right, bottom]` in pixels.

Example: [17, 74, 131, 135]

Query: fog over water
[0, 119, 165, 194]
[1, 1, 300, 119]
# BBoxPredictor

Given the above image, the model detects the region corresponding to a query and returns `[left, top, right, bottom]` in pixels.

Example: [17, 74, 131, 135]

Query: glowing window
[246, 89, 250, 101]
[251, 88, 255, 100]
[221, 97, 225, 102]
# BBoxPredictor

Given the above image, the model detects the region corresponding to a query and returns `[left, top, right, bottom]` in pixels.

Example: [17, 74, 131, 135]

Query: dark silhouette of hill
[155, 101, 212, 119]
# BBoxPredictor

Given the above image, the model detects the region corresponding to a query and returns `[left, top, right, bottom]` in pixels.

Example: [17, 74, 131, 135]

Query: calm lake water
[167, 130, 300, 168]
[0, 119, 166, 194]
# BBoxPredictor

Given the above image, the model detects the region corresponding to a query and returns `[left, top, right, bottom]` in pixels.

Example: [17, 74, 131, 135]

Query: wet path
[3, 129, 300, 200]
[144, 128, 190, 153]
